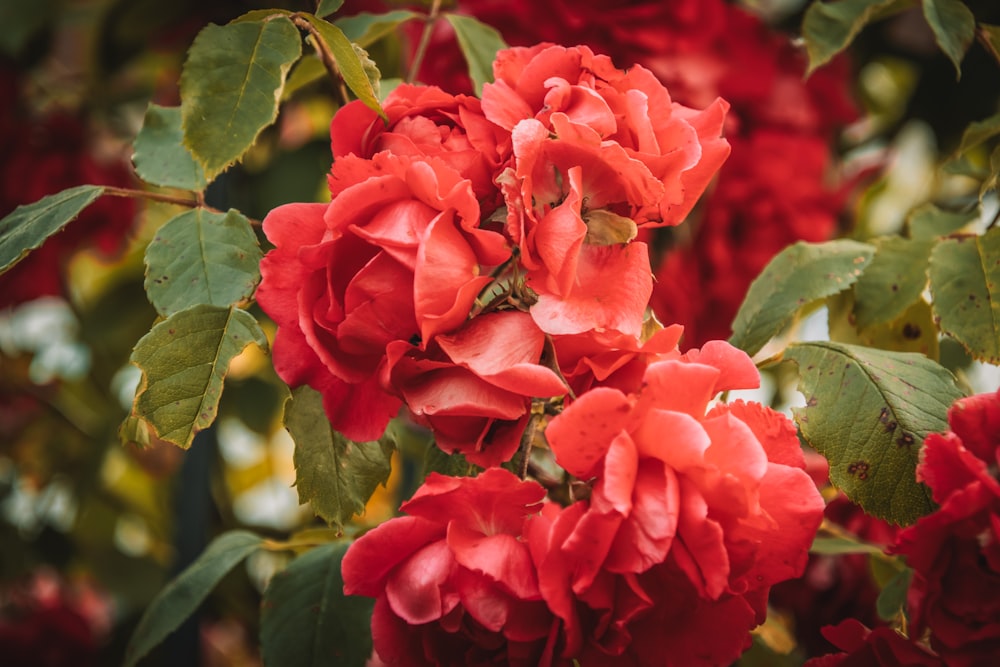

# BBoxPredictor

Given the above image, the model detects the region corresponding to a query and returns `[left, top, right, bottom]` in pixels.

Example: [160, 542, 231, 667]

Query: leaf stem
[407, 0, 442, 84]
[102, 186, 202, 209]
[291, 14, 352, 106]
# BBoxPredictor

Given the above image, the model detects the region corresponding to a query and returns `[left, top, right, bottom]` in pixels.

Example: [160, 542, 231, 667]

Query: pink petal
[386, 539, 458, 624]
[448, 523, 540, 599]
[545, 386, 633, 479]
[341, 515, 445, 597]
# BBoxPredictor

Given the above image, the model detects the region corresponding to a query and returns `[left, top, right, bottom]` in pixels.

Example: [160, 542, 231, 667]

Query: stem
[407, 0, 443, 84]
[291, 14, 351, 106]
[102, 186, 201, 209]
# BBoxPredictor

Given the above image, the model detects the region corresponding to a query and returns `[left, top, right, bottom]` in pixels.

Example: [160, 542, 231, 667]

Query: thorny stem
[291, 14, 352, 107]
[102, 186, 262, 226]
[407, 0, 443, 84]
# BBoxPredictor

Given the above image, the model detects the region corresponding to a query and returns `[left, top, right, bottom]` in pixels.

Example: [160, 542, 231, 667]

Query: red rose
[804, 619, 943, 666]
[257, 151, 509, 441]
[537, 341, 823, 663]
[892, 389, 1000, 666]
[385, 311, 567, 468]
[330, 83, 510, 203]
[342, 469, 562, 667]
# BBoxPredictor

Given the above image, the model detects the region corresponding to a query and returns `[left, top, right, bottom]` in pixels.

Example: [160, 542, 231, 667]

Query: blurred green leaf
[444, 13, 507, 96]
[979, 24, 1000, 66]
[810, 536, 886, 555]
[876, 566, 913, 620]
[728, 240, 875, 357]
[0, 0, 57, 55]
[302, 14, 386, 120]
[929, 228, 1000, 364]
[787, 341, 964, 525]
[260, 541, 373, 667]
[316, 0, 345, 18]
[0, 185, 105, 273]
[180, 17, 302, 180]
[953, 111, 1000, 155]
[907, 203, 978, 240]
[132, 104, 207, 191]
[125, 305, 268, 449]
[922, 0, 975, 78]
[284, 386, 395, 530]
[335, 10, 421, 48]
[144, 209, 262, 316]
[284, 55, 327, 99]
[801, 0, 909, 75]
[853, 236, 935, 329]
[124, 530, 263, 667]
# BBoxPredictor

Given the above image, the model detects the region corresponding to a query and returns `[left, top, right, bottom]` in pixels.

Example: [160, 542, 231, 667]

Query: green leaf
[125, 306, 268, 449]
[853, 236, 935, 329]
[929, 228, 1000, 364]
[316, 0, 345, 18]
[953, 111, 1000, 155]
[787, 341, 964, 525]
[810, 536, 886, 555]
[302, 15, 386, 120]
[876, 566, 913, 620]
[0, 0, 57, 55]
[180, 17, 302, 180]
[829, 292, 940, 358]
[144, 209, 262, 317]
[260, 542, 373, 667]
[284, 386, 395, 530]
[922, 0, 975, 78]
[132, 104, 207, 191]
[979, 24, 1000, 67]
[907, 203, 978, 240]
[124, 530, 263, 667]
[335, 10, 421, 48]
[728, 240, 875, 357]
[0, 185, 105, 274]
[444, 13, 508, 96]
[284, 55, 327, 99]
[801, 0, 907, 75]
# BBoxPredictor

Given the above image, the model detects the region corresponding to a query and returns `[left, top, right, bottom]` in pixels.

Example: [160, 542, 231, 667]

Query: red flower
[256, 151, 509, 441]
[342, 469, 562, 667]
[330, 83, 510, 203]
[892, 389, 1000, 666]
[385, 311, 567, 468]
[537, 341, 824, 663]
[804, 619, 942, 666]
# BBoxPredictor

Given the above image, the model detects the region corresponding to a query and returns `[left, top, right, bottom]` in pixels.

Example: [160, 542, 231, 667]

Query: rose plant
[1, 1, 999, 666]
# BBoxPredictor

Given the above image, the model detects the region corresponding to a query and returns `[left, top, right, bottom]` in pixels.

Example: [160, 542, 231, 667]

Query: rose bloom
[330, 83, 510, 204]
[342, 468, 563, 667]
[481, 43, 728, 336]
[892, 389, 1000, 667]
[256, 150, 509, 441]
[538, 340, 824, 664]
[804, 619, 943, 667]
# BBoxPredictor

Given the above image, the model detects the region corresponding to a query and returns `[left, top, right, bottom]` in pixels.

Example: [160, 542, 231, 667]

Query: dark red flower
[892, 389, 1000, 666]
[804, 619, 942, 666]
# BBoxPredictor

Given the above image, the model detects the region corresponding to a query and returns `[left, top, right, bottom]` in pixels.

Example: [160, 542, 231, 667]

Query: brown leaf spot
[896, 432, 916, 447]
[902, 323, 921, 339]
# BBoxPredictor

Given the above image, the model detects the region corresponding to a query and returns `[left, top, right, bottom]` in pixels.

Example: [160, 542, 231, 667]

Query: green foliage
[180, 17, 302, 180]
[132, 104, 208, 192]
[728, 240, 875, 357]
[283, 387, 395, 530]
[444, 14, 508, 96]
[929, 228, 1000, 364]
[921, 0, 975, 78]
[876, 566, 913, 620]
[810, 535, 887, 555]
[124, 305, 268, 449]
[302, 14, 386, 120]
[980, 23, 1000, 66]
[316, 0, 345, 18]
[260, 541, 374, 667]
[0, 185, 105, 273]
[907, 203, 978, 240]
[853, 236, 935, 329]
[801, 0, 907, 75]
[0, 0, 57, 55]
[786, 341, 965, 525]
[143, 209, 262, 317]
[124, 530, 264, 667]
[336, 10, 421, 48]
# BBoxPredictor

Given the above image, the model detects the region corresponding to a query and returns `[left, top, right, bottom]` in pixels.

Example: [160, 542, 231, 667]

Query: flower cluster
[259, 43, 824, 665]
[393, 0, 856, 347]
